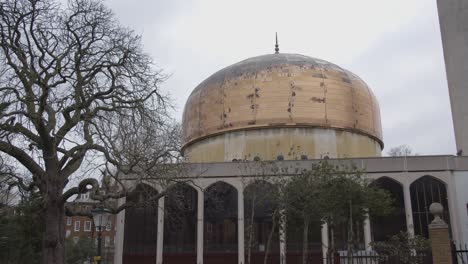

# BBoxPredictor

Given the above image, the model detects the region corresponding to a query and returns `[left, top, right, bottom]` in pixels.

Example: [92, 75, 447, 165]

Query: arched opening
[204, 181, 238, 264]
[410, 176, 450, 238]
[371, 177, 406, 241]
[123, 184, 159, 264]
[286, 190, 322, 263]
[244, 181, 280, 264]
[163, 183, 198, 264]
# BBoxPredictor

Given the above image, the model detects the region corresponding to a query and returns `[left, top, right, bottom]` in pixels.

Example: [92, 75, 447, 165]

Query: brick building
[64, 192, 117, 263]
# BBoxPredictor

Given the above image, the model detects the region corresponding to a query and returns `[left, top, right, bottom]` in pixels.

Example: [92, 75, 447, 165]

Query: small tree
[320, 163, 393, 258]
[244, 177, 283, 264]
[371, 231, 430, 264]
[65, 236, 95, 264]
[284, 168, 323, 264]
[284, 161, 393, 263]
[0, 190, 44, 264]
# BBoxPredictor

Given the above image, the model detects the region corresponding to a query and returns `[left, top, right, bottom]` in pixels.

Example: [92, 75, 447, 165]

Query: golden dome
[182, 53, 383, 153]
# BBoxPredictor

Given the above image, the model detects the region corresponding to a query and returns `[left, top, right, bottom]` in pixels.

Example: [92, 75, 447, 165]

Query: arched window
[123, 184, 159, 264]
[204, 182, 238, 263]
[410, 176, 450, 238]
[286, 183, 322, 262]
[164, 183, 197, 263]
[371, 177, 406, 241]
[244, 181, 279, 264]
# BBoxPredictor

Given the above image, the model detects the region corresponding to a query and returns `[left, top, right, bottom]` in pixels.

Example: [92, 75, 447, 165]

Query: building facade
[113, 3, 468, 262]
[112, 52, 468, 264]
[113, 156, 468, 264]
[64, 193, 117, 264]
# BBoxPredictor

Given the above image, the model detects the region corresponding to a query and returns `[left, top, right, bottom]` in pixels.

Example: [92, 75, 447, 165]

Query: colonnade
[114, 172, 457, 264]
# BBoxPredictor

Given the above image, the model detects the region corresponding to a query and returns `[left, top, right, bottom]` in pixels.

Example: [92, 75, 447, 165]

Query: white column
[403, 183, 415, 238]
[197, 189, 204, 264]
[321, 222, 329, 263]
[114, 197, 126, 264]
[363, 213, 372, 251]
[238, 186, 245, 264]
[156, 198, 165, 264]
[279, 209, 287, 264]
[446, 175, 461, 243]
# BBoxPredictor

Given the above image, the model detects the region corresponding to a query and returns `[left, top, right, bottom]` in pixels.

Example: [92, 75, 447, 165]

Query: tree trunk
[329, 224, 335, 264]
[41, 167, 66, 264]
[279, 208, 287, 264]
[42, 200, 66, 264]
[302, 219, 309, 264]
[347, 200, 353, 263]
[263, 212, 277, 264]
[355, 221, 360, 250]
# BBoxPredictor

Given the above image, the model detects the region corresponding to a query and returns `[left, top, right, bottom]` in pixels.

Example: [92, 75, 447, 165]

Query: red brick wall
[63, 213, 117, 245]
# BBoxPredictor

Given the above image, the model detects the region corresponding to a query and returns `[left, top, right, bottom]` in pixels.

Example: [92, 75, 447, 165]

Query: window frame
[105, 221, 112, 231]
[84, 221, 92, 232]
[74, 220, 80, 232]
[105, 236, 111, 246]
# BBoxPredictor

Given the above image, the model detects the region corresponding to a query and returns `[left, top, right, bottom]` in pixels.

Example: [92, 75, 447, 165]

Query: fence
[324, 251, 432, 264]
[452, 243, 468, 264]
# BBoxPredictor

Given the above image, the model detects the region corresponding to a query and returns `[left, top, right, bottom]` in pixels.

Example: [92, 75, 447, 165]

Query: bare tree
[0, 0, 178, 263]
[387, 145, 417, 157]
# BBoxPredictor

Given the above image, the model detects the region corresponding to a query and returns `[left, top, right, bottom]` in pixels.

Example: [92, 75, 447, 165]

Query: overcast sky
[104, 0, 456, 156]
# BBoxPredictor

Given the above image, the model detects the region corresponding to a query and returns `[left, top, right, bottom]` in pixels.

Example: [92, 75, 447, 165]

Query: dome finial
[275, 32, 279, 54]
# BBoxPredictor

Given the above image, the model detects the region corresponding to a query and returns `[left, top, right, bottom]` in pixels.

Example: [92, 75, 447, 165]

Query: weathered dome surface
[182, 53, 383, 150]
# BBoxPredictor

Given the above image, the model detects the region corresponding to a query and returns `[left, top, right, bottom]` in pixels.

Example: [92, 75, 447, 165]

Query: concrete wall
[184, 127, 381, 162]
[437, 0, 468, 155]
[454, 171, 468, 243]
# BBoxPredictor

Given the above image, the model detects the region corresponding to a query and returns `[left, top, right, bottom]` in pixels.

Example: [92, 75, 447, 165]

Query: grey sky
[105, 0, 456, 156]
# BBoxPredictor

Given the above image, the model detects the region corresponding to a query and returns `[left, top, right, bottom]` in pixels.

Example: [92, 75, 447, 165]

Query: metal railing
[324, 251, 432, 264]
[453, 242, 468, 264]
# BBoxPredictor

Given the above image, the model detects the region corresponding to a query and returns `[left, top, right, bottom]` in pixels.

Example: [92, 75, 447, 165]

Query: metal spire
[275, 32, 279, 54]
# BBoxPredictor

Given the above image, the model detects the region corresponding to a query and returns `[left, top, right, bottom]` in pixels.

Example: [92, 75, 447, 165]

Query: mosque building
[113, 1, 468, 263]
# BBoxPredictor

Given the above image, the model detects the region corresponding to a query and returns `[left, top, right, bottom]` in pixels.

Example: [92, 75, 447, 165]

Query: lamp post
[91, 207, 111, 264]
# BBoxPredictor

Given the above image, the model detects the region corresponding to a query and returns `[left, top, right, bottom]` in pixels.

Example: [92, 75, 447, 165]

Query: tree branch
[0, 140, 44, 177]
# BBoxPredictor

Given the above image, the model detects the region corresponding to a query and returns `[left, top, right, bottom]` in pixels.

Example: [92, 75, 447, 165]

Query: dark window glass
[410, 176, 450, 238]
